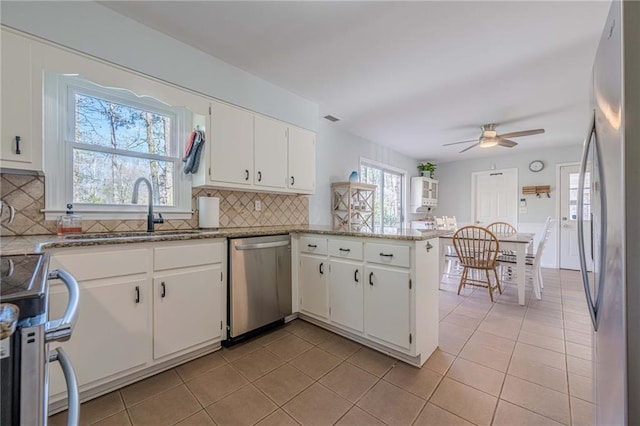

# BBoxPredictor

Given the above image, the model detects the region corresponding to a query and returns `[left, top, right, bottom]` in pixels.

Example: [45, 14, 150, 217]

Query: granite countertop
[0, 225, 447, 255]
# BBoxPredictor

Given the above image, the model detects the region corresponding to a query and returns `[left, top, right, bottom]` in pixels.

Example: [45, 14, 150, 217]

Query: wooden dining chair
[452, 226, 502, 301]
[487, 222, 517, 236]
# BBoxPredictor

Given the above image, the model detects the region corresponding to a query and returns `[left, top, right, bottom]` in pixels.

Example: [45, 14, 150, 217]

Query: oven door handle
[49, 347, 79, 426]
[46, 269, 80, 343]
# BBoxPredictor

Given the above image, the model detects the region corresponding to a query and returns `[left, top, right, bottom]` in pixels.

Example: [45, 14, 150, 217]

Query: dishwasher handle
[234, 240, 290, 250]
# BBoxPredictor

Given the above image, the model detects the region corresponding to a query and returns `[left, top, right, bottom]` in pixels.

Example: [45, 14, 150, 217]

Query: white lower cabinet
[364, 264, 411, 350]
[47, 239, 226, 407]
[153, 265, 222, 359]
[48, 277, 151, 396]
[299, 254, 328, 319]
[294, 233, 439, 367]
[329, 259, 363, 332]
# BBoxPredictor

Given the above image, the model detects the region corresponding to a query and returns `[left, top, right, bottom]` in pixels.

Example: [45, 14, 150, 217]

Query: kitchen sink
[63, 230, 203, 240]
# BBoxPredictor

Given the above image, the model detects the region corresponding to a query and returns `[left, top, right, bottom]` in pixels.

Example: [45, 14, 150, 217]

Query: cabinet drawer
[328, 239, 363, 260]
[154, 242, 223, 271]
[365, 243, 410, 268]
[299, 236, 327, 255]
[51, 249, 148, 281]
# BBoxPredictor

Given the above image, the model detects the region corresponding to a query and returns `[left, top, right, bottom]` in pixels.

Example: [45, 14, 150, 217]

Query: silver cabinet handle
[46, 269, 79, 343]
[426, 242, 433, 252]
[49, 347, 79, 426]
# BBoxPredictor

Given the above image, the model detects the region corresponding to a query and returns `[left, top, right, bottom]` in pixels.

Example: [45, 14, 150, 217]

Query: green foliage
[417, 162, 436, 178]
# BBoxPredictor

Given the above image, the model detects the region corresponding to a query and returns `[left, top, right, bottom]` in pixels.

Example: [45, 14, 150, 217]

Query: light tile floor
[50, 268, 595, 425]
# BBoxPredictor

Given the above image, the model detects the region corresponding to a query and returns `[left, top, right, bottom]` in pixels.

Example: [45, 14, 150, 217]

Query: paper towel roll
[198, 196, 220, 229]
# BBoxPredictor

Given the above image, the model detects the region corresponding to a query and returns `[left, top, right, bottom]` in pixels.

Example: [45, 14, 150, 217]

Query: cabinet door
[153, 265, 222, 359]
[287, 127, 316, 193]
[48, 278, 151, 397]
[209, 101, 254, 185]
[254, 115, 287, 189]
[329, 259, 364, 332]
[1, 31, 35, 169]
[365, 265, 411, 350]
[299, 254, 328, 320]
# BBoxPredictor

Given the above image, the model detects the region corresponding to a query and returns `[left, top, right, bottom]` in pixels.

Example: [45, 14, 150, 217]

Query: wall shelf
[522, 185, 551, 198]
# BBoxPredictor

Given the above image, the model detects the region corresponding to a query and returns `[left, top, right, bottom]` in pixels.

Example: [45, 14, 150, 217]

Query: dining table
[439, 232, 535, 305]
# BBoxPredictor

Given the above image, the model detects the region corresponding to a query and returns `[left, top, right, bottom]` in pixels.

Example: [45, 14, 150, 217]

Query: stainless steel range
[0, 253, 80, 426]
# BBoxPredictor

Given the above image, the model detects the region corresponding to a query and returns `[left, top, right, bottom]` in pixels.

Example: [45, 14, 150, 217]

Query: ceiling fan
[443, 124, 545, 153]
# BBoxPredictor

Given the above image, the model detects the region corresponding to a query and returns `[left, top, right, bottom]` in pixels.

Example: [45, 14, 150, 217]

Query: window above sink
[43, 73, 196, 221]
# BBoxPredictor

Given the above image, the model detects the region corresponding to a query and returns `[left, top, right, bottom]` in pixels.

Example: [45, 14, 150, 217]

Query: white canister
[198, 196, 220, 229]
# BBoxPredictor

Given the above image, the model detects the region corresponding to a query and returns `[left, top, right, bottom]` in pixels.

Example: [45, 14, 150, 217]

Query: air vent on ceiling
[324, 115, 340, 122]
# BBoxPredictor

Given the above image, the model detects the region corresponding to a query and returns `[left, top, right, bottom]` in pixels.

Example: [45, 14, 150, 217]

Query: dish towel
[183, 129, 205, 174]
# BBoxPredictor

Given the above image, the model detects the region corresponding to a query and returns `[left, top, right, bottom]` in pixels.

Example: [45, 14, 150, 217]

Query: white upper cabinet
[254, 115, 288, 189]
[288, 126, 316, 193]
[410, 177, 439, 212]
[1, 29, 41, 171]
[195, 99, 316, 194]
[209, 101, 254, 185]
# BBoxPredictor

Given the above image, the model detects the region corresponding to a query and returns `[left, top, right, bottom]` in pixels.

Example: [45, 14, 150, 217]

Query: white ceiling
[101, 1, 610, 163]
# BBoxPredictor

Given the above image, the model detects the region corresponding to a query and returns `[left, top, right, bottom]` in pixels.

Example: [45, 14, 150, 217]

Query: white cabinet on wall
[208, 101, 254, 186]
[0, 29, 41, 171]
[411, 177, 439, 212]
[254, 115, 288, 189]
[287, 126, 316, 192]
[194, 100, 316, 194]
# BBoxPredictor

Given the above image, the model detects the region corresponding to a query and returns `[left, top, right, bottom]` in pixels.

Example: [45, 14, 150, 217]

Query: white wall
[436, 144, 583, 267]
[1, 1, 420, 226]
[311, 120, 419, 225]
[1, 1, 318, 131]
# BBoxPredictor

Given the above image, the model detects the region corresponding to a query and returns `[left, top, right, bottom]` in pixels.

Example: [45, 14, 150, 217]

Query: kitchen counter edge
[0, 226, 447, 255]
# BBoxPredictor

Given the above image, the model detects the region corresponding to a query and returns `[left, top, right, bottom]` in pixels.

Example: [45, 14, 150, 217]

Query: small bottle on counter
[57, 204, 82, 235]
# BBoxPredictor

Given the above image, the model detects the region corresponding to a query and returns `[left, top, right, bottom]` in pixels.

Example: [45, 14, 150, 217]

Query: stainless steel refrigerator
[577, 1, 640, 424]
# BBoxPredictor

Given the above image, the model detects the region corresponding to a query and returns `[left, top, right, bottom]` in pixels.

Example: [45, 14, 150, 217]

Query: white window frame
[44, 73, 192, 220]
[359, 157, 407, 228]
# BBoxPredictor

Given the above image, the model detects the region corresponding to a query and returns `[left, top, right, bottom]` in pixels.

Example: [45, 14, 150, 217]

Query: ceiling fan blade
[497, 128, 545, 139]
[459, 142, 480, 153]
[497, 138, 518, 148]
[442, 138, 478, 147]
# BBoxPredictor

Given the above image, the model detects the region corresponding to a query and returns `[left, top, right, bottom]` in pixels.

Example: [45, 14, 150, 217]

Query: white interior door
[472, 169, 518, 226]
[559, 164, 592, 270]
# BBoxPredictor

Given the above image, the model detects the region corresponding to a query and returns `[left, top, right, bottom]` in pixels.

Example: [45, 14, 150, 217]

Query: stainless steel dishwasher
[228, 234, 291, 342]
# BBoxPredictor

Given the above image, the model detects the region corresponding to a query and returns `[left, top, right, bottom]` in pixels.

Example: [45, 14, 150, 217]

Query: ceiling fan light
[479, 136, 498, 148]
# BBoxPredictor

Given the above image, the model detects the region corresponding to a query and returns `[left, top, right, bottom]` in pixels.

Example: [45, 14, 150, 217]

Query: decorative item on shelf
[522, 185, 551, 198]
[348, 171, 359, 182]
[417, 162, 436, 178]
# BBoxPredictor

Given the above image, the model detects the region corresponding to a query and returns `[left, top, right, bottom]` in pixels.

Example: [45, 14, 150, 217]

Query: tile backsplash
[0, 173, 309, 236]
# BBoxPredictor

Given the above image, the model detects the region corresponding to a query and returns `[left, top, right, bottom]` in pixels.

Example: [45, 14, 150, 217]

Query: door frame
[470, 168, 518, 226]
[555, 161, 580, 269]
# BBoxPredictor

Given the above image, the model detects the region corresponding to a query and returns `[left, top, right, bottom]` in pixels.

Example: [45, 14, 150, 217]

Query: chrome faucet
[132, 177, 164, 232]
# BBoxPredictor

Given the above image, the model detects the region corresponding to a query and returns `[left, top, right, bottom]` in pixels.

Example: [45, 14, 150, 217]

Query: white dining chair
[498, 219, 553, 299]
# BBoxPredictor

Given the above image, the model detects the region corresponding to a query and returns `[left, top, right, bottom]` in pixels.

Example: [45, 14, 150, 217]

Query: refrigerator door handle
[577, 112, 599, 330]
[578, 111, 607, 332]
